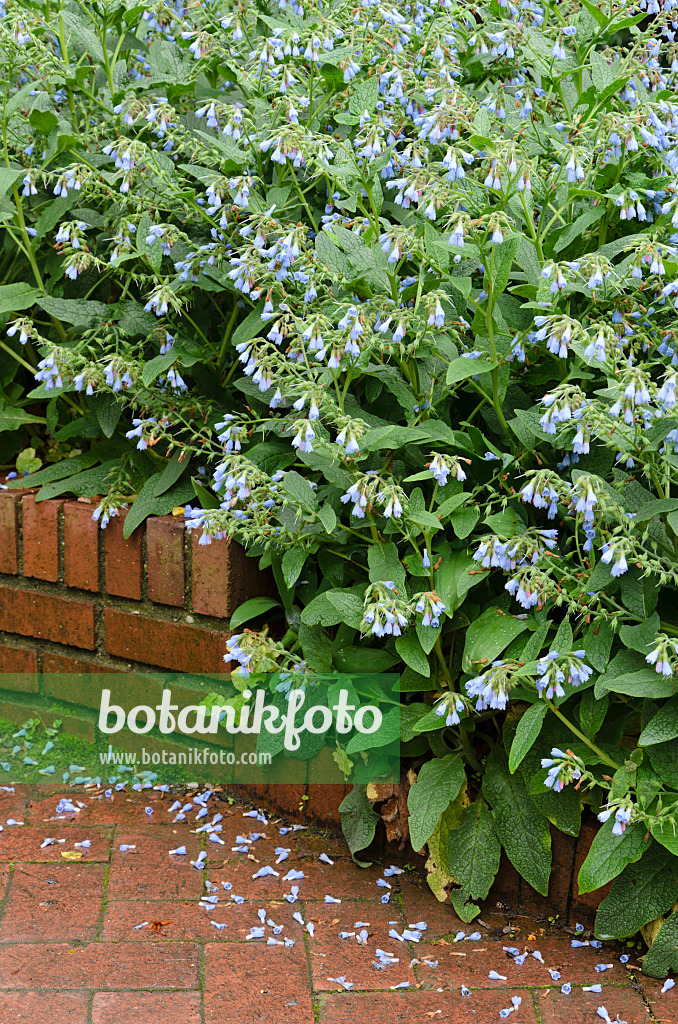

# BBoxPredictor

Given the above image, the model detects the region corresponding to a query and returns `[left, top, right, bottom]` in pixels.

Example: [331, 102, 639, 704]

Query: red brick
[0, 991, 89, 1023]
[207, 857, 390, 901]
[105, 512, 143, 600]
[104, 607, 228, 672]
[93, 992, 202, 1024]
[305, 784, 346, 823]
[204, 942, 314, 1023]
[101, 898, 304, 942]
[305, 901, 417, 992]
[0, 492, 21, 574]
[317, 990, 538, 1023]
[42, 651, 116, 674]
[0, 826, 112, 862]
[192, 536, 272, 619]
[0, 584, 96, 649]
[106, 827, 205, 900]
[534, 986, 651, 1023]
[0, 942, 199, 988]
[638, 973, 677, 1024]
[399, 879, 465, 940]
[44, 669, 162, 712]
[0, 863, 106, 941]
[416, 936, 628, 989]
[0, 643, 38, 691]
[64, 501, 100, 591]
[21, 495, 63, 581]
[147, 516, 185, 607]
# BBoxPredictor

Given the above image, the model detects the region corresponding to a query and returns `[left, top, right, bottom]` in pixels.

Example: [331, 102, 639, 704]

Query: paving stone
[207, 856, 396, 902]
[0, 826, 113, 862]
[317, 988, 538, 1022]
[0, 942, 199, 988]
[398, 880, 466, 940]
[106, 828, 204, 900]
[101, 898, 304, 943]
[204, 941, 315, 1022]
[533, 985, 652, 1023]
[92, 991, 202, 1023]
[304, 900, 417, 992]
[0, 863, 106, 941]
[0, 991, 89, 1023]
[414, 936, 628, 989]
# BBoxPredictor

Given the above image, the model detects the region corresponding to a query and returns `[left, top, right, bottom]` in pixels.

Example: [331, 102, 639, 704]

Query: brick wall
[0, 481, 348, 821]
[0, 485, 273, 676]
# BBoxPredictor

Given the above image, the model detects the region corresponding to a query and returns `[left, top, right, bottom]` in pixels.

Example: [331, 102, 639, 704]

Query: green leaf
[325, 589, 365, 630]
[0, 401, 44, 432]
[395, 629, 430, 677]
[484, 509, 527, 537]
[154, 449, 190, 497]
[317, 504, 337, 534]
[6, 451, 99, 488]
[137, 212, 163, 271]
[232, 304, 265, 347]
[553, 616, 573, 652]
[553, 207, 606, 253]
[425, 789, 467, 902]
[449, 505, 479, 539]
[122, 475, 194, 538]
[0, 283, 41, 314]
[434, 550, 486, 614]
[581, 621, 614, 673]
[595, 843, 678, 941]
[509, 703, 548, 773]
[282, 547, 306, 588]
[368, 542, 406, 589]
[141, 351, 177, 387]
[408, 754, 465, 852]
[346, 706, 400, 754]
[446, 356, 497, 386]
[0, 168, 22, 197]
[597, 669, 676, 699]
[489, 235, 520, 296]
[36, 459, 122, 501]
[280, 470, 317, 512]
[89, 392, 122, 439]
[620, 569, 659, 619]
[648, 741, 678, 790]
[447, 799, 501, 901]
[579, 688, 608, 739]
[483, 751, 551, 896]
[191, 477, 220, 510]
[334, 646, 400, 673]
[39, 297, 109, 326]
[348, 77, 379, 116]
[230, 597, 282, 631]
[639, 695, 678, 747]
[641, 910, 678, 978]
[339, 786, 380, 865]
[462, 609, 530, 674]
[619, 613, 660, 655]
[298, 621, 333, 673]
[631, 498, 678, 525]
[579, 0, 608, 26]
[578, 818, 649, 894]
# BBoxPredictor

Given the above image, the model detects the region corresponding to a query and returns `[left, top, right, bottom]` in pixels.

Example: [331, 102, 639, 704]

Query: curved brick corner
[0, 483, 275, 676]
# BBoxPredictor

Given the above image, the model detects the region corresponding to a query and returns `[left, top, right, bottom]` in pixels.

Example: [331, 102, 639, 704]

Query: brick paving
[0, 786, 667, 1023]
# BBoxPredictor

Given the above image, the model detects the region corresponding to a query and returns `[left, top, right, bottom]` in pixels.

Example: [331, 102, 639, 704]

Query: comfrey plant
[4, 0, 678, 975]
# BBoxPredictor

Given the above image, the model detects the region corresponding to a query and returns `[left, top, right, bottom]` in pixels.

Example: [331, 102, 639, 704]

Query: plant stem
[544, 698, 621, 770]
